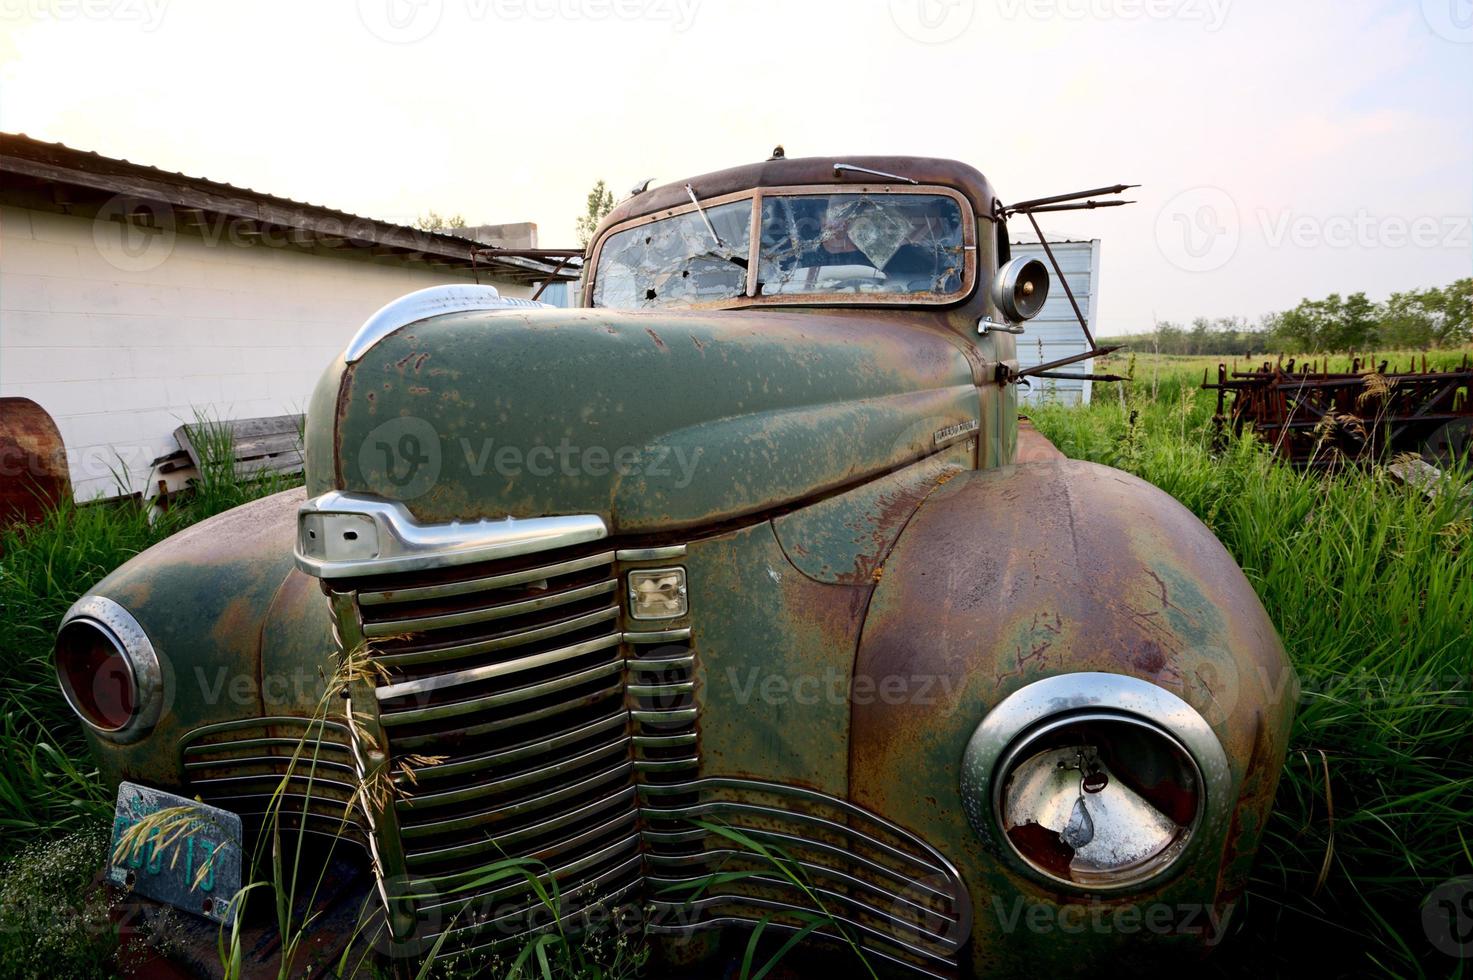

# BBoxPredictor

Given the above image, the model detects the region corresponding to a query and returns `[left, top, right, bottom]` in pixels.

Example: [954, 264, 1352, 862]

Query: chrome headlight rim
[960, 671, 1233, 894]
[55, 595, 163, 744]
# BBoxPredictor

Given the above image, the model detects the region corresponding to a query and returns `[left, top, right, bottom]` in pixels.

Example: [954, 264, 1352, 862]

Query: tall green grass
[1030, 349, 1473, 978]
[0, 416, 301, 862]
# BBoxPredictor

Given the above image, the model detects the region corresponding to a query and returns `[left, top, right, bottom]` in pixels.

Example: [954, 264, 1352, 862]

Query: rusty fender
[851, 459, 1298, 977]
[72, 487, 336, 793]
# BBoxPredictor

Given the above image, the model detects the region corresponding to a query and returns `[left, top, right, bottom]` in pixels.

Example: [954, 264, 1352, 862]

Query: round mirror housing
[992, 257, 1050, 322]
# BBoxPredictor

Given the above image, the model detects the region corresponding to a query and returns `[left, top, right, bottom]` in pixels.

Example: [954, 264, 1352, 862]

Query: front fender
[69, 488, 335, 793]
[852, 459, 1297, 975]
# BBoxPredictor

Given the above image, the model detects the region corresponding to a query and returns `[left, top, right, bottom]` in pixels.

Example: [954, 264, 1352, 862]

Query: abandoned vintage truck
[55, 156, 1297, 977]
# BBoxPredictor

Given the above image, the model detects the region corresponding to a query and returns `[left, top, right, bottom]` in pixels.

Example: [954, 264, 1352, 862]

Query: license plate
[107, 782, 244, 924]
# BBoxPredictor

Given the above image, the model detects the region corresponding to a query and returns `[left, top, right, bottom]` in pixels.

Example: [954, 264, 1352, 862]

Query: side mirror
[991, 257, 1050, 323]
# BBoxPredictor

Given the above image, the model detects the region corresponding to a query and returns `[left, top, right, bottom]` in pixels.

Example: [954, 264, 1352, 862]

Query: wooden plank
[173, 414, 305, 478]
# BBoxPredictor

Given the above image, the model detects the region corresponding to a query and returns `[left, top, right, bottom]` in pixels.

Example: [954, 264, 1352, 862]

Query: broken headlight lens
[994, 713, 1202, 889]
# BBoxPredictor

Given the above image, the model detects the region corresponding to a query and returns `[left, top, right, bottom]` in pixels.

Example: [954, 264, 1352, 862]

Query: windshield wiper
[685, 183, 727, 250]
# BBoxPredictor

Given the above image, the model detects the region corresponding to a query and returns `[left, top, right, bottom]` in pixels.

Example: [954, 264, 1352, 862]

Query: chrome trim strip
[631, 707, 699, 724]
[396, 738, 631, 810]
[189, 772, 359, 796]
[627, 681, 695, 697]
[641, 798, 944, 879]
[57, 595, 163, 745]
[633, 756, 699, 772]
[375, 633, 622, 701]
[403, 786, 638, 864]
[414, 832, 642, 910]
[641, 821, 953, 901]
[410, 809, 640, 890]
[182, 736, 353, 757]
[624, 627, 692, 644]
[183, 754, 356, 775]
[358, 551, 616, 607]
[389, 680, 624, 750]
[647, 853, 953, 923]
[615, 545, 688, 561]
[629, 655, 696, 672]
[179, 716, 351, 746]
[419, 856, 644, 949]
[363, 579, 618, 637]
[398, 762, 635, 838]
[646, 892, 955, 965]
[378, 658, 625, 727]
[295, 491, 607, 578]
[372, 606, 619, 668]
[632, 732, 698, 748]
[405, 710, 629, 782]
[343, 284, 549, 365]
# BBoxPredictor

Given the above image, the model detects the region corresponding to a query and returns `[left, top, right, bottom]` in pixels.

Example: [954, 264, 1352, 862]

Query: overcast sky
[2, 0, 1469, 334]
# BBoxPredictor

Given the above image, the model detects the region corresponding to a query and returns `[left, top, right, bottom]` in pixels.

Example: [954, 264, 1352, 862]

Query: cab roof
[599, 155, 1000, 231]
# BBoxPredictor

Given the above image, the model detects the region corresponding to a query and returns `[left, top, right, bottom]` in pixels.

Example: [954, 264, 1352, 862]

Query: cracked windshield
[591, 199, 752, 309]
[757, 194, 966, 297]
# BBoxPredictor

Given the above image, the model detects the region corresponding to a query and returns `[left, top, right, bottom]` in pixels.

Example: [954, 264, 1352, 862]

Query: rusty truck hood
[305, 307, 978, 533]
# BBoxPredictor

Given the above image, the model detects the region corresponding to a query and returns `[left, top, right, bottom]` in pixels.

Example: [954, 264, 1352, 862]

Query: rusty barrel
[0, 397, 71, 527]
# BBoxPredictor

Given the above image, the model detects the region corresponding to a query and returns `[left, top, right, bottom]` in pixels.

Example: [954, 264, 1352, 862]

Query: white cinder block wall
[0, 205, 531, 500]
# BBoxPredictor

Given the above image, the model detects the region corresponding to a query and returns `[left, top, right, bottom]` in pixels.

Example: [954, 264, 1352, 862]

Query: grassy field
[1028, 347, 1472, 978]
[1, 356, 1469, 978]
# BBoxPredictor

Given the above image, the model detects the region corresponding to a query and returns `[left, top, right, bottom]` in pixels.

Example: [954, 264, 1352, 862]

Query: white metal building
[0, 134, 577, 500]
[1010, 239, 1101, 407]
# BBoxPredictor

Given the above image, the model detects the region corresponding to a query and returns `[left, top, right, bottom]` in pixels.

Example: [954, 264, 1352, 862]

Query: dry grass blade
[1299, 749, 1336, 897]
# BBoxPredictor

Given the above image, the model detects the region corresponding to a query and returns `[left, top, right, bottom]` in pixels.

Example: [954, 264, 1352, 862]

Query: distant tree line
[1102, 278, 1471, 355]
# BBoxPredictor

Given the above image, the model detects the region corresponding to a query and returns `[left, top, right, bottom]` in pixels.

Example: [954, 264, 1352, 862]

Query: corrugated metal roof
[0, 132, 581, 284]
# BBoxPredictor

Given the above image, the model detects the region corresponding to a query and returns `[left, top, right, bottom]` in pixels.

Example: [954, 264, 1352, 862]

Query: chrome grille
[330, 542, 649, 953]
[179, 717, 366, 848]
[642, 779, 970, 979]
[314, 525, 962, 975]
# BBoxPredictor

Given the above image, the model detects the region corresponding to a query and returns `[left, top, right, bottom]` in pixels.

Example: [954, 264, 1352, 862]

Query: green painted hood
[305, 308, 978, 532]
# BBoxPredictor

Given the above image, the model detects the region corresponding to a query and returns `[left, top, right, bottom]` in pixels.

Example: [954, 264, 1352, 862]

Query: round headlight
[994, 713, 1200, 888]
[56, 619, 135, 731]
[54, 596, 163, 742]
[961, 672, 1231, 893]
